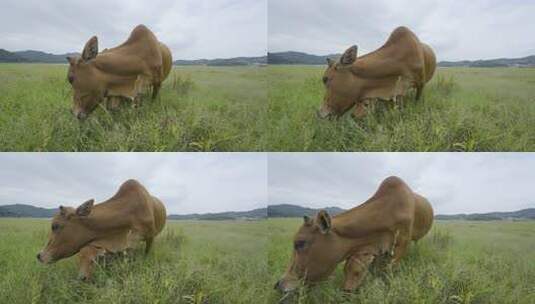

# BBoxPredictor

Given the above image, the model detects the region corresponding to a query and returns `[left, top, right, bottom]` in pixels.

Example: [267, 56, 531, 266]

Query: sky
[0, 153, 267, 214]
[268, 0, 535, 61]
[268, 153, 535, 215]
[0, 0, 267, 59]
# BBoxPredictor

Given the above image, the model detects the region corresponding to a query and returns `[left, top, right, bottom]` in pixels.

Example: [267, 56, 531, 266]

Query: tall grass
[268, 219, 535, 304]
[0, 218, 269, 304]
[0, 64, 267, 151]
[267, 66, 535, 151]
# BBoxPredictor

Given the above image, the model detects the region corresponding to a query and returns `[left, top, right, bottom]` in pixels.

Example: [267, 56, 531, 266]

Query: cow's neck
[80, 201, 133, 235]
[90, 62, 138, 92]
[331, 226, 392, 263]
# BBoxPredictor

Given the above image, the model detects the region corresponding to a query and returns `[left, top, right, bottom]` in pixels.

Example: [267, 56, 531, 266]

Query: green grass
[0, 64, 267, 151]
[0, 218, 269, 304]
[268, 218, 535, 304]
[268, 66, 535, 151]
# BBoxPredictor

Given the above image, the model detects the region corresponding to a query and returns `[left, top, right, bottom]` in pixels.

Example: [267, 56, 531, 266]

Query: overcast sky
[0, 0, 266, 59]
[0, 153, 266, 214]
[268, 153, 535, 215]
[269, 0, 535, 61]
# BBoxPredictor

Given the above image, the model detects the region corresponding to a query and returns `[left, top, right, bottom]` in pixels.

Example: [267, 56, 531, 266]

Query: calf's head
[37, 199, 95, 264]
[67, 36, 106, 120]
[318, 45, 362, 119]
[275, 210, 343, 293]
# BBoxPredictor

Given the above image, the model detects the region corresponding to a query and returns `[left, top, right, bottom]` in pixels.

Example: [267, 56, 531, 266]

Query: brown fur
[318, 26, 437, 119]
[275, 176, 434, 293]
[67, 24, 173, 119]
[37, 179, 167, 280]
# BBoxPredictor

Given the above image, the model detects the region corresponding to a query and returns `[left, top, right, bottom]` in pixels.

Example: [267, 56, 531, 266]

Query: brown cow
[66, 24, 173, 119]
[318, 26, 436, 119]
[37, 179, 167, 280]
[275, 176, 433, 293]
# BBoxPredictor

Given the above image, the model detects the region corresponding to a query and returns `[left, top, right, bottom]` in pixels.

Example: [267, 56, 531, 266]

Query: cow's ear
[303, 215, 312, 226]
[316, 210, 331, 234]
[59, 205, 67, 216]
[326, 58, 334, 68]
[340, 45, 357, 65]
[81, 36, 98, 61]
[76, 199, 94, 216]
[66, 56, 76, 65]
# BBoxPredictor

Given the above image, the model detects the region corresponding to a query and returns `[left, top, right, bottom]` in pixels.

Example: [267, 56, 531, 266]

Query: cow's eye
[322, 76, 328, 84]
[51, 223, 61, 231]
[294, 240, 306, 251]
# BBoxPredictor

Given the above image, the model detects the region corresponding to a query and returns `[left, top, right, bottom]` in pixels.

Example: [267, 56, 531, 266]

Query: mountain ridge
[1, 203, 534, 221]
[0, 48, 266, 66]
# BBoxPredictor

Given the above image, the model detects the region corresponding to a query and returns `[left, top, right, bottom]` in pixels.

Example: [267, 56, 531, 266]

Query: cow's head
[318, 45, 361, 119]
[67, 36, 106, 120]
[37, 199, 95, 264]
[275, 210, 342, 293]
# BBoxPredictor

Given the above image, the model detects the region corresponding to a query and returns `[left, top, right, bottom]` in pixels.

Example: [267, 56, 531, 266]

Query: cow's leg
[151, 82, 161, 100]
[145, 237, 154, 254]
[415, 85, 423, 101]
[390, 236, 410, 268]
[78, 246, 100, 281]
[107, 96, 122, 111]
[351, 102, 367, 119]
[342, 252, 375, 292]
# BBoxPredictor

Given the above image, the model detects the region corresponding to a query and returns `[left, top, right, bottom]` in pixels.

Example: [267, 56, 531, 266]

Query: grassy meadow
[0, 218, 269, 304]
[0, 64, 267, 151]
[268, 218, 535, 304]
[268, 66, 535, 151]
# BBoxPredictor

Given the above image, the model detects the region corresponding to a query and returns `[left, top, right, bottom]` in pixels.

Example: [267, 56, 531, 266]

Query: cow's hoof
[78, 273, 91, 282]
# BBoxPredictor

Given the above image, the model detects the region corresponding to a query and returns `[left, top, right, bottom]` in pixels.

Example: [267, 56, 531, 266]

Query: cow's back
[333, 177, 415, 238]
[411, 193, 434, 241]
[159, 42, 173, 82]
[150, 196, 167, 235]
[93, 25, 162, 78]
[421, 43, 436, 83]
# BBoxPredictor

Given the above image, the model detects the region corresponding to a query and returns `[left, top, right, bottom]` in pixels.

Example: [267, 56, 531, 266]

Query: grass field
[268, 218, 535, 304]
[0, 218, 269, 304]
[0, 64, 267, 151]
[268, 66, 535, 151]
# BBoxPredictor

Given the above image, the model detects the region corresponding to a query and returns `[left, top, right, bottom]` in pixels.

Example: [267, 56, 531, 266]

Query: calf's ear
[76, 199, 94, 216]
[81, 36, 98, 61]
[340, 45, 357, 65]
[59, 205, 67, 216]
[316, 210, 331, 234]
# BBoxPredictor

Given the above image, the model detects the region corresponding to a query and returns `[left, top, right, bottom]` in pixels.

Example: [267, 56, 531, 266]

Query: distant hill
[268, 204, 346, 217]
[0, 204, 57, 217]
[2, 203, 533, 221]
[174, 56, 267, 66]
[0, 203, 265, 220]
[168, 208, 266, 220]
[435, 208, 535, 221]
[1, 49, 265, 66]
[438, 55, 535, 68]
[267, 204, 535, 221]
[14, 50, 80, 63]
[268, 51, 535, 67]
[0, 49, 27, 62]
[268, 51, 340, 65]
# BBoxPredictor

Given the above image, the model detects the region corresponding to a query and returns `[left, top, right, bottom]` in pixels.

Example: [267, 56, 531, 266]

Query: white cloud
[268, 0, 535, 61]
[268, 153, 535, 214]
[0, 153, 267, 214]
[0, 0, 267, 59]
